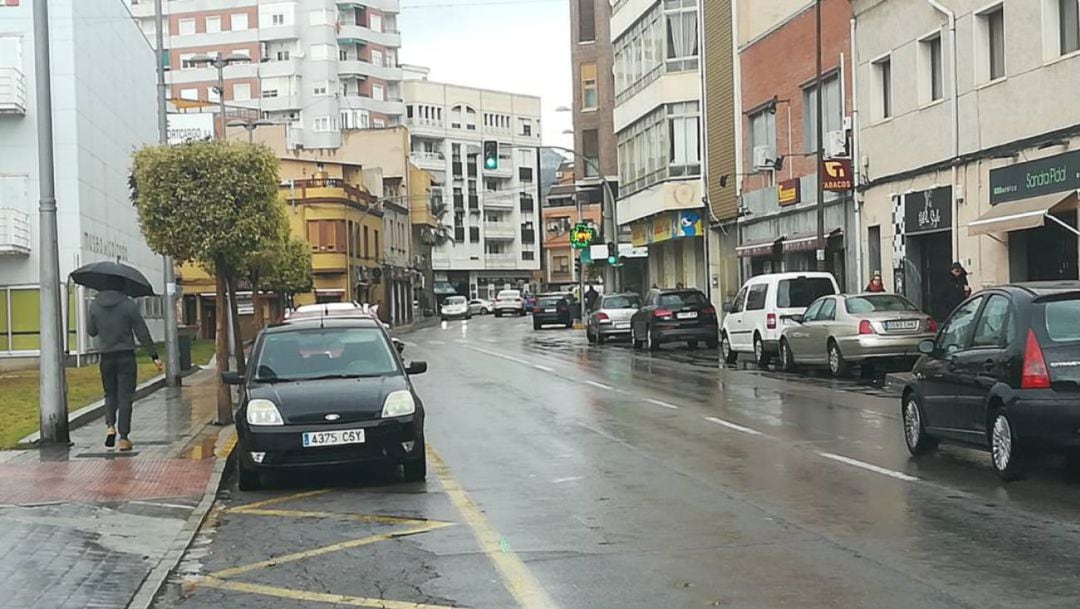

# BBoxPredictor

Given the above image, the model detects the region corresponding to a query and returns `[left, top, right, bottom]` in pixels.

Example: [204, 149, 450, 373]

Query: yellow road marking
[215, 433, 237, 459]
[199, 577, 459, 609]
[208, 522, 453, 579]
[228, 507, 447, 527]
[428, 447, 560, 609]
[222, 489, 331, 513]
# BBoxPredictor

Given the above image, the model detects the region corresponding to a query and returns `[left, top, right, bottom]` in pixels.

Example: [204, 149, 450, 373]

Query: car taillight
[703, 306, 716, 316]
[925, 317, 937, 333]
[596, 312, 609, 321]
[533, 306, 541, 313]
[557, 304, 568, 312]
[858, 320, 875, 335]
[654, 308, 673, 320]
[766, 313, 777, 329]
[1021, 329, 1051, 389]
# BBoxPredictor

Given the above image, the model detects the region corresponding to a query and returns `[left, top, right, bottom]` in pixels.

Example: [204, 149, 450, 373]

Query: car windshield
[657, 291, 706, 308]
[603, 295, 641, 309]
[845, 295, 919, 314]
[254, 328, 398, 382]
[777, 278, 836, 308]
[445, 296, 466, 305]
[1043, 299, 1080, 342]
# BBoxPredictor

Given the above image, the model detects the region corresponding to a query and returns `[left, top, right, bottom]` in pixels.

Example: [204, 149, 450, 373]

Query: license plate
[545, 308, 556, 312]
[884, 320, 919, 331]
[615, 322, 630, 329]
[302, 429, 365, 448]
[677, 311, 698, 319]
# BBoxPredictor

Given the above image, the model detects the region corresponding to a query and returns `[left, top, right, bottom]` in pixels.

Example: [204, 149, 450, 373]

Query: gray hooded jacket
[88, 291, 158, 359]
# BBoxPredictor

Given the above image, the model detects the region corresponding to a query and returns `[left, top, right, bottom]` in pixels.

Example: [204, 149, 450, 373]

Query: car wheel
[990, 410, 1023, 481]
[236, 457, 262, 491]
[632, 327, 644, 350]
[495, 311, 502, 318]
[596, 333, 606, 345]
[686, 340, 698, 350]
[482, 308, 489, 315]
[754, 335, 771, 367]
[403, 456, 427, 482]
[827, 340, 849, 377]
[721, 333, 737, 364]
[779, 339, 798, 372]
[533, 320, 541, 330]
[586, 328, 596, 343]
[902, 392, 937, 455]
[647, 329, 660, 352]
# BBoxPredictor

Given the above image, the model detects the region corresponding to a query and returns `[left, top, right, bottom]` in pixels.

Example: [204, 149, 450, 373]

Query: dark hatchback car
[532, 294, 572, 329]
[902, 282, 1080, 480]
[225, 317, 428, 490]
[631, 288, 719, 351]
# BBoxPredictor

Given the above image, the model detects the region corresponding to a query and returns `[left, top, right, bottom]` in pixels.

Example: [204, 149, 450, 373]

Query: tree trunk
[214, 264, 233, 425]
[226, 273, 247, 376]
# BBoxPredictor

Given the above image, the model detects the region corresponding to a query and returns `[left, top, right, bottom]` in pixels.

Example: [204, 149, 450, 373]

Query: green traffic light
[607, 257, 618, 265]
[485, 158, 497, 169]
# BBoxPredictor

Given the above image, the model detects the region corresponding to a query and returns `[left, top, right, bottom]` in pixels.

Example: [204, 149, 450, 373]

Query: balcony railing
[484, 253, 518, 269]
[289, 177, 373, 204]
[0, 68, 27, 115]
[0, 208, 31, 255]
[483, 222, 515, 240]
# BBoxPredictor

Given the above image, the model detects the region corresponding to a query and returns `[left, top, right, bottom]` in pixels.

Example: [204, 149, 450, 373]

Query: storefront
[629, 209, 706, 290]
[892, 186, 953, 317]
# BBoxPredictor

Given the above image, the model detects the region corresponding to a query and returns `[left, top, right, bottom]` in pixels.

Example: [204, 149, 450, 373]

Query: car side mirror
[722, 302, 733, 313]
[406, 360, 428, 375]
[222, 371, 243, 385]
[788, 314, 804, 324]
[917, 339, 935, 355]
[392, 338, 405, 354]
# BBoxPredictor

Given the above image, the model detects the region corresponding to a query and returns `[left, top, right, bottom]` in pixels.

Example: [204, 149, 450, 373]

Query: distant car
[283, 302, 389, 329]
[778, 293, 936, 377]
[494, 289, 526, 317]
[468, 298, 493, 315]
[631, 288, 719, 351]
[532, 294, 572, 330]
[902, 282, 1080, 480]
[587, 293, 641, 344]
[720, 272, 840, 367]
[225, 316, 429, 491]
[440, 295, 471, 321]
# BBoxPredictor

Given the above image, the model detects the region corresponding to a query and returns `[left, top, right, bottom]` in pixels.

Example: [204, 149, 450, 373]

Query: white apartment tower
[129, 0, 404, 149]
[402, 67, 543, 298]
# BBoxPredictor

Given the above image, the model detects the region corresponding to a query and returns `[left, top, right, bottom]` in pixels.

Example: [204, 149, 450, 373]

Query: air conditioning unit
[753, 146, 774, 170]
[825, 130, 848, 158]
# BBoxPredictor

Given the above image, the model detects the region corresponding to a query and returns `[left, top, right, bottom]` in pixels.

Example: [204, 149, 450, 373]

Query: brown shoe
[117, 438, 133, 452]
[105, 426, 116, 448]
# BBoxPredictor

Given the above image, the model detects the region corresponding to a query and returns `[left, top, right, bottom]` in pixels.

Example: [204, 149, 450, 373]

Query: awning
[735, 236, 782, 258]
[967, 190, 1079, 236]
[782, 227, 843, 253]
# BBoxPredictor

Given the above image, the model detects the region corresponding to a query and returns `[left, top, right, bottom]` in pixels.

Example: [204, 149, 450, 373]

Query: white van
[721, 272, 840, 366]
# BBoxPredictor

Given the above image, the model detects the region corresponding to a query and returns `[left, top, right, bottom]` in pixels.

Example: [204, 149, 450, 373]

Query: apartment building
[542, 162, 603, 288]
[0, 0, 162, 362]
[852, 0, 1080, 318]
[733, 0, 857, 291]
[129, 0, 405, 149]
[611, 0, 706, 290]
[401, 66, 543, 299]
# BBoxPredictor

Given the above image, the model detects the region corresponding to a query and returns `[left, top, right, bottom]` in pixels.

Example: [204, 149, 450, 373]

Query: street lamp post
[154, 0, 180, 389]
[228, 118, 274, 144]
[815, 0, 826, 272]
[190, 53, 251, 139]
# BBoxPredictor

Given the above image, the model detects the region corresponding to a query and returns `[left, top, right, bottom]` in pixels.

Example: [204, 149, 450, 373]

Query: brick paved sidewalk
[0, 368, 234, 609]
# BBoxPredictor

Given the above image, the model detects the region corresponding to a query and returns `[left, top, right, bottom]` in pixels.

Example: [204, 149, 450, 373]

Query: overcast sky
[398, 0, 573, 149]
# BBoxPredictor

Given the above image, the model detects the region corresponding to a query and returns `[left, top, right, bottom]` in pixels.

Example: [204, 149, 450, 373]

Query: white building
[129, 0, 404, 150]
[611, 0, 706, 290]
[852, 0, 1080, 318]
[0, 0, 162, 360]
[401, 66, 542, 298]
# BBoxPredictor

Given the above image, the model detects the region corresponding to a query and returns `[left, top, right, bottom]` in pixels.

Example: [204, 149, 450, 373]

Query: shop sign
[167, 113, 215, 145]
[630, 220, 649, 247]
[904, 186, 952, 236]
[821, 159, 853, 191]
[778, 179, 801, 206]
[632, 211, 704, 246]
[989, 149, 1080, 205]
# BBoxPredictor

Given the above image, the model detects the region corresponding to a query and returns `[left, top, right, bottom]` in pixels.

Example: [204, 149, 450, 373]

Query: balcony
[483, 193, 514, 209]
[484, 222, 515, 240]
[338, 59, 403, 82]
[259, 58, 300, 79]
[337, 23, 401, 48]
[311, 252, 348, 273]
[484, 253, 518, 269]
[338, 0, 400, 13]
[260, 23, 300, 41]
[404, 117, 445, 133]
[409, 150, 445, 171]
[342, 94, 405, 116]
[0, 208, 30, 255]
[0, 68, 27, 115]
[261, 93, 303, 112]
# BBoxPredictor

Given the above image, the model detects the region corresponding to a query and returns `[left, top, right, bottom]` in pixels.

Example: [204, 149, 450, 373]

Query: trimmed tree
[130, 140, 283, 423]
[247, 236, 313, 326]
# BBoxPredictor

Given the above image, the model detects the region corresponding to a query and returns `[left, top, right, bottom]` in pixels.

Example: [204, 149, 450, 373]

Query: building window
[664, 0, 699, 72]
[369, 14, 383, 33]
[232, 13, 249, 30]
[313, 116, 332, 132]
[581, 62, 598, 109]
[272, 13, 285, 26]
[578, 0, 596, 42]
[668, 101, 700, 177]
[313, 81, 329, 96]
[371, 49, 384, 66]
[519, 118, 532, 136]
[873, 56, 892, 120]
[373, 118, 385, 128]
[276, 49, 291, 61]
[977, 5, 1006, 82]
[919, 33, 944, 103]
[233, 83, 251, 101]
[613, 4, 664, 103]
[178, 18, 196, 36]
[802, 73, 841, 151]
[179, 88, 198, 101]
[372, 83, 385, 101]
[748, 108, 776, 169]
[466, 107, 477, 131]
[180, 53, 196, 70]
[358, 110, 370, 128]
[206, 16, 222, 34]
[1062, 0, 1080, 55]
[582, 129, 600, 178]
[617, 106, 666, 195]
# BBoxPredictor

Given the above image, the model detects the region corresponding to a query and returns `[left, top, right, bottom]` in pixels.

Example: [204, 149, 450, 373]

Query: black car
[630, 288, 719, 351]
[902, 281, 1080, 480]
[224, 317, 428, 490]
[532, 294, 572, 330]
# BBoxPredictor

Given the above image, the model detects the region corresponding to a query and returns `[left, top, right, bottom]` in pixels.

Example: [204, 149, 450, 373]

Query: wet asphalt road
[154, 315, 1080, 609]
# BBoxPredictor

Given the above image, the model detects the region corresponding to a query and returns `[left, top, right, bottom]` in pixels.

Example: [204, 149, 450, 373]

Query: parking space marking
[199, 577, 459, 609]
[429, 447, 560, 609]
[225, 507, 448, 527]
[704, 416, 764, 436]
[817, 452, 919, 482]
[221, 489, 331, 513]
[645, 398, 679, 410]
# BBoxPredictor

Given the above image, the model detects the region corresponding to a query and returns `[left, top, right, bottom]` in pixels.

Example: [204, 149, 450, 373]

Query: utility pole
[154, 0, 180, 387]
[35, 0, 69, 444]
[815, 0, 826, 272]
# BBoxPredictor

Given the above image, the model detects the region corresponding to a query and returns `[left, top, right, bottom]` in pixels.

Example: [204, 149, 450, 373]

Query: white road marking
[817, 452, 919, 482]
[402, 340, 418, 347]
[645, 398, 679, 410]
[552, 476, 584, 484]
[467, 346, 529, 365]
[130, 500, 194, 510]
[703, 416, 764, 436]
[584, 380, 613, 390]
[429, 340, 445, 345]
[532, 364, 555, 372]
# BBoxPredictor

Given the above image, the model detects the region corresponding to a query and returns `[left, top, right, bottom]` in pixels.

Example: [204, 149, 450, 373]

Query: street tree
[247, 236, 313, 326]
[130, 140, 282, 423]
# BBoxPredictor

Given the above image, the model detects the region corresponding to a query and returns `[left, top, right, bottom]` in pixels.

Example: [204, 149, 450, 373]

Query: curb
[126, 424, 237, 609]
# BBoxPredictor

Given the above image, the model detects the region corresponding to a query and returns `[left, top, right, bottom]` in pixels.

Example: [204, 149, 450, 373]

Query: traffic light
[574, 257, 582, 275]
[483, 140, 499, 170]
[606, 242, 618, 265]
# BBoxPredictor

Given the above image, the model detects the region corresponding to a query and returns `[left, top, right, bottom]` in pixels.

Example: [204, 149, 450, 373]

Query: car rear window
[445, 296, 466, 305]
[777, 277, 836, 308]
[497, 290, 520, 300]
[538, 297, 562, 307]
[845, 295, 919, 314]
[657, 291, 707, 308]
[255, 328, 398, 381]
[603, 295, 641, 309]
[1043, 299, 1080, 342]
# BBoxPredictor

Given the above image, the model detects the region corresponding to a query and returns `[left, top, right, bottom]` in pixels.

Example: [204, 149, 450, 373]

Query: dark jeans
[101, 351, 138, 437]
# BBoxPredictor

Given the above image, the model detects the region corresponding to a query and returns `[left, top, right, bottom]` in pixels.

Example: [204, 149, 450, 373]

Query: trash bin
[178, 326, 197, 371]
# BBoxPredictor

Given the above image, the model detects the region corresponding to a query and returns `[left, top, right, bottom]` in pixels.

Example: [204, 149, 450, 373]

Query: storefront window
[10, 288, 40, 351]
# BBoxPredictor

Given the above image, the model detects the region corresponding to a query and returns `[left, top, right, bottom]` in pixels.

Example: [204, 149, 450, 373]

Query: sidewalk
[0, 368, 233, 609]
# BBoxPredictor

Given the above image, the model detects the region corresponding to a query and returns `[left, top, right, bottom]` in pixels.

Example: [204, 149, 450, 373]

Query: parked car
[494, 289, 526, 317]
[224, 316, 429, 491]
[720, 272, 840, 366]
[440, 296, 471, 321]
[778, 293, 937, 376]
[631, 288, 718, 351]
[587, 293, 641, 344]
[468, 298, 493, 315]
[532, 294, 572, 329]
[901, 282, 1080, 480]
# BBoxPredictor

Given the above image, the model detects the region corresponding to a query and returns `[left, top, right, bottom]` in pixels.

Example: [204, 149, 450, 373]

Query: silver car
[778, 293, 936, 377]
[586, 293, 642, 344]
[468, 298, 493, 315]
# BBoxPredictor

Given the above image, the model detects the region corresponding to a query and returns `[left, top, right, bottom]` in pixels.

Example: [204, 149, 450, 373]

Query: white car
[468, 298, 493, 315]
[493, 289, 525, 317]
[440, 296, 471, 321]
[284, 302, 390, 329]
[720, 272, 840, 366]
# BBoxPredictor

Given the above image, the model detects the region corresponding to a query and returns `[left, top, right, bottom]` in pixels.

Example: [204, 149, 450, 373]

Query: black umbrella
[70, 260, 156, 298]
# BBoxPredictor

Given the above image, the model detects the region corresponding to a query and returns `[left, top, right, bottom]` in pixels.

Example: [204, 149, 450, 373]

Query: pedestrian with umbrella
[71, 260, 162, 451]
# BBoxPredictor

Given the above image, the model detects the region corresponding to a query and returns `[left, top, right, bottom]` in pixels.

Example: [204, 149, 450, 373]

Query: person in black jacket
[935, 262, 971, 322]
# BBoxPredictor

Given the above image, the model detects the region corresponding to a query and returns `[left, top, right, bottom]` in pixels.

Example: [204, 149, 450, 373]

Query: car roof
[746, 272, 836, 282]
[651, 288, 705, 294]
[603, 292, 640, 298]
[266, 317, 383, 333]
[1003, 281, 1080, 296]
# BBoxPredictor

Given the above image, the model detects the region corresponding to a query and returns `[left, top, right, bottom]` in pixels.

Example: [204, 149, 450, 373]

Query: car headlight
[381, 390, 416, 418]
[246, 399, 284, 426]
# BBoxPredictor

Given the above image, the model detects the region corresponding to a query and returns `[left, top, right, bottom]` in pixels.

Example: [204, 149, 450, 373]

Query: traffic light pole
[576, 189, 586, 321]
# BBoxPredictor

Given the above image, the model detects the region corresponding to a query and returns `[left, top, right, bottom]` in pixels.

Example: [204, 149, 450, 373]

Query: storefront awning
[735, 236, 783, 258]
[967, 190, 1079, 236]
[782, 227, 843, 253]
